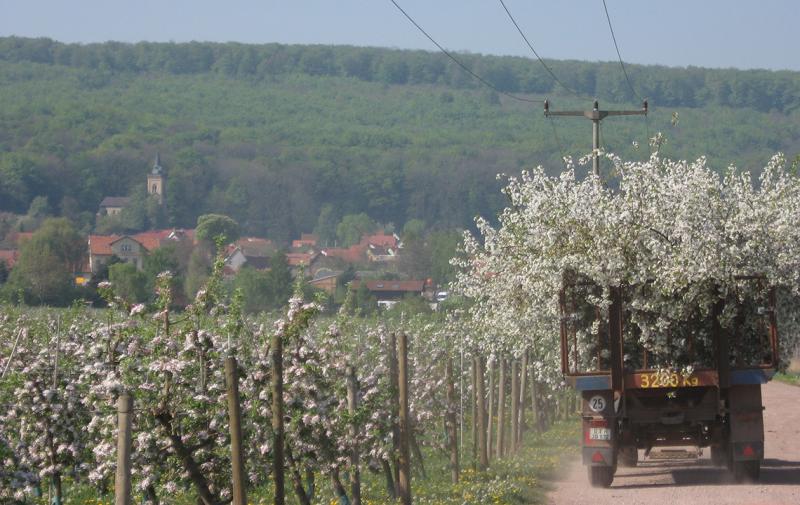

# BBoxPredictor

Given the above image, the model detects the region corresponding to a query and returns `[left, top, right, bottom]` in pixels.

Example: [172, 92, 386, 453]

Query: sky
[0, 0, 797, 71]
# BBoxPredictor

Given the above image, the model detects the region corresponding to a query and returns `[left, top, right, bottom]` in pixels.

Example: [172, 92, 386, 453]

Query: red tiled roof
[361, 233, 397, 248]
[292, 233, 318, 249]
[165, 228, 196, 243]
[235, 237, 274, 257]
[90, 230, 175, 256]
[352, 280, 425, 293]
[129, 230, 171, 251]
[89, 235, 120, 255]
[322, 244, 367, 264]
[286, 252, 319, 267]
[0, 249, 19, 269]
[8, 232, 33, 246]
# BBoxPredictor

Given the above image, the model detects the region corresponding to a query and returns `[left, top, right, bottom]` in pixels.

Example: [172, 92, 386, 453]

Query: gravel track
[548, 381, 800, 505]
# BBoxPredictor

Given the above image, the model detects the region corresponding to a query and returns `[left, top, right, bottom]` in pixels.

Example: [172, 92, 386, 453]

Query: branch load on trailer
[560, 275, 780, 487]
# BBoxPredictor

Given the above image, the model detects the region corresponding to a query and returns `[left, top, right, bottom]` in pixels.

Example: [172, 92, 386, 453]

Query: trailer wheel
[732, 460, 760, 483]
[619, 446, 638, 467]
[588, 466, 615, 488]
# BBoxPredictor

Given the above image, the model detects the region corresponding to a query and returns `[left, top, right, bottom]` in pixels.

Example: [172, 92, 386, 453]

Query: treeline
[1, 36, 799, 113]
[0, 38, 798, 244]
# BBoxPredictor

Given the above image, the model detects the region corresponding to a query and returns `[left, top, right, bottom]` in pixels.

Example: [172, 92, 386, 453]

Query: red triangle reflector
[743, 445, 755, 457]
[592, 451, 605, 463]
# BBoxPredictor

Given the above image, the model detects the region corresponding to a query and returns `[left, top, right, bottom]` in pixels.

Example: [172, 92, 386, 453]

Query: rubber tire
[619, 446, 638, 467]
[588, 466, 615, 488]
[710, 445, 727, 466]
[732, 460, 760, 483]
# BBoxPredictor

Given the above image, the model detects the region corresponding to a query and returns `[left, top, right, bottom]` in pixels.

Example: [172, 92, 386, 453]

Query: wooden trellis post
[225, 357, 247, 505]
[346, 364, 362, 505]
[271, 332, 285, 505]
[115, 393, 133, 505]
[397, 332, 412, 505]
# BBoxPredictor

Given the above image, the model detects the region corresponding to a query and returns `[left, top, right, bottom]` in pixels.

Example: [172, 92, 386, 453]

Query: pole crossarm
[543, 100, 647, 120]
[542, 99, 648, 176]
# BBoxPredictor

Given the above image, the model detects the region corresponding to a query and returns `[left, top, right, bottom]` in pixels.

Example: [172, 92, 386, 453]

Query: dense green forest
[0, 37, 798, 242]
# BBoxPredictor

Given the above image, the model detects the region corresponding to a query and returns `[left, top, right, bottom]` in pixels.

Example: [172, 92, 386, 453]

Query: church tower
[147, 153, 165, 205]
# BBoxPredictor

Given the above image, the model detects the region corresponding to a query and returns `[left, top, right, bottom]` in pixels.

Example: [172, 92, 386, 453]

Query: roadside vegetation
[775, 358, 800, 386]
[17, 421, 580, 505]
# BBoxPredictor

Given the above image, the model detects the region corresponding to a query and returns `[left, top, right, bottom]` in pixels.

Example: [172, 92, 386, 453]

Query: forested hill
[0, 37, 798, 242]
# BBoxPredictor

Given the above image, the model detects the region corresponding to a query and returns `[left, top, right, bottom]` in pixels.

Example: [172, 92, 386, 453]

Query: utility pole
[544, 99, 647, 177]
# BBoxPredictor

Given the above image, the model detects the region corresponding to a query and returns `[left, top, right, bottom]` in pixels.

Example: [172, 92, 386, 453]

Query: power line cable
[601, 0, 642, 101]
[497, 0, 588, 100]
[387, 0, 541, 103]
[494, 0, 592, 165]
[548, 117, 569, 168]
[600, 0, 653, 154]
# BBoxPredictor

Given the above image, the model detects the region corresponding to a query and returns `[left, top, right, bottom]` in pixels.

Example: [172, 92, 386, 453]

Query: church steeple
[152, 152, 163, 175]
[147, 153, 165, 204]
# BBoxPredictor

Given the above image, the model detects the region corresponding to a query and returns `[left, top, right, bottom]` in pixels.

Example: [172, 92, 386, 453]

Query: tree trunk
[471, 356, 478, 470]
[285, 446, 311, 505]
[305, 468, 315, 500]
[410, 426, 428, 479]
[510, 360, 520, 454]
[530, 375, 541, 432]
[52, 473, 63, 505]
[518, 350, 528, 447]
[345, 365, 361, 505]
[445, 356, 460, 483]
[145, 485, 159, 505]
[496, 359, 506, 459]
[476, 356, 488, 471]
[155, 412, 218, 505]
[486, 358, 495, 462]
[381, 459, 396, 498]
[331, 469, 350, 505]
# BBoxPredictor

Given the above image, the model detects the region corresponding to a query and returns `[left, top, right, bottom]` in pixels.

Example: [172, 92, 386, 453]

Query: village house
[308, 271, 341, 295]
[363, 232, 399, 248]
[97, 196, 131, 217]
[223, 237, 275, 275]
[320, 244, 365, 264]
[0, 249, 18, 270]
[88, 229, 192, 274]
[366, 244, 398, 263]
[319, 232, 402, 266]
[350, 278, 432, 307]
[291, 233, 318, 250]
[287, 251, 321, 276]
[0, 232, 31, 271]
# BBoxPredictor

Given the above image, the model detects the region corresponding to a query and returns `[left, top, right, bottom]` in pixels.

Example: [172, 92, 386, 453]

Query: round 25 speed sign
[588, 395, 606, 413]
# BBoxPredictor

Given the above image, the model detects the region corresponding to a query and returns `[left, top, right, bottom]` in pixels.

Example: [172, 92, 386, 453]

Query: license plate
[590, 427, 611, 440]
[640, 372, 700, 388]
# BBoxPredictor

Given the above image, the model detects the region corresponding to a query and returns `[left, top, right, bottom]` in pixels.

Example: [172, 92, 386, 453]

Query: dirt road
[548, 381, 800, 505]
